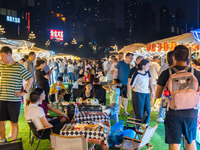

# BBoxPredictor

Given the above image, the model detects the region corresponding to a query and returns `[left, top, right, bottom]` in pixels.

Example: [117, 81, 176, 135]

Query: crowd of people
[0, 45, 199, 150]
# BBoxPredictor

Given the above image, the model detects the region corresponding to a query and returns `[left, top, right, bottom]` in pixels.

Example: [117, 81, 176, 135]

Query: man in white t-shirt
[103, 56, 109, 73]
[72, 75, 85, 89]
[67, 61, 74, 83]
[149, 55, 160, 108]
[58, 59, 65, 78]
[25, 92, 52, 129]
[104, 61, 113, 84]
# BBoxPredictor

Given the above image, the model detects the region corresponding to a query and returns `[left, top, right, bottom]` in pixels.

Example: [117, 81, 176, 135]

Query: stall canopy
[0, 39, 54, 61]
[119, 43, 147, 53]
[147, 33, 200, 52]
[0, 39, 34, 50]
[52, 53, 80, 60]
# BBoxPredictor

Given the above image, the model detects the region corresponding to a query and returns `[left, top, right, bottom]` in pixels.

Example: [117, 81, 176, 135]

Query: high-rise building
[125, 0, 142, 43]
[176, 8, 186, 34]
[53, 0, 75, 21]
[169, 14, 176, 34]
[78, 0, 115, 41]
[0, 0, 21, 39]
[160, 6, 170, 34]
[141, 2, 156, 42]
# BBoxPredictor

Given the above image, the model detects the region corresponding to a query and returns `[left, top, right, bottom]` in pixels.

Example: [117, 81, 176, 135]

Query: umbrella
[119, 43, 147, 53]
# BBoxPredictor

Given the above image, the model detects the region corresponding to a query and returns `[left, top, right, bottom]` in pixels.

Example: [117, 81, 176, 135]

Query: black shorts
[49, 94, 55, 102]
[0, 101, 21, 123]
[120, 85, 128, 98]
[164, 113, 197, 144]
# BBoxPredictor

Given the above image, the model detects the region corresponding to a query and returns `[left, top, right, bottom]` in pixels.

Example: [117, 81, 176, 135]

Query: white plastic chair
[50, 133, 95, 150]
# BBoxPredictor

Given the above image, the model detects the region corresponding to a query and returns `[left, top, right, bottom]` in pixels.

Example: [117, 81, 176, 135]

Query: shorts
[64, 69, 67, 75]
[120, 85, 127, 98]
[164, 113, 197, 144]
[0, 101, 21, 123]
[68, 72, 74, 81]
[59, 73, 64, 77]
[49, 94, 55, 102]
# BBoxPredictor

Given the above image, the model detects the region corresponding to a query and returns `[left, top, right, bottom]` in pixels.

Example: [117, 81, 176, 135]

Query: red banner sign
[152, 44, 156, 52]
[158, 43, 162, 52]
[164, 43, 168, 51]
[147, 44, 151, 51]
[50, 29, 64, 41]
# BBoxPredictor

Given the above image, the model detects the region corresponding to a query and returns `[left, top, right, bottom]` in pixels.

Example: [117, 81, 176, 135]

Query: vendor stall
[148, 33, 200, 56]
[0, 39, 54, 61]
[52, 53, 80, 60]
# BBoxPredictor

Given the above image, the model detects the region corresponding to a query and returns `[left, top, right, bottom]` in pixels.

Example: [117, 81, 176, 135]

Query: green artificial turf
[5, 97, 200, 150]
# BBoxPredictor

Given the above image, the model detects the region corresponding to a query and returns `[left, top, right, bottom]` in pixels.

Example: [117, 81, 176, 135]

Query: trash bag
[108, 120, 125, 147]
[120, 129, 136, 139]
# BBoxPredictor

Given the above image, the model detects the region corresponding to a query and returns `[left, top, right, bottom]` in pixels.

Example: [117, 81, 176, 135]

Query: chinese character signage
[50, 29, 64, 41]
[6, 16, 20, 23]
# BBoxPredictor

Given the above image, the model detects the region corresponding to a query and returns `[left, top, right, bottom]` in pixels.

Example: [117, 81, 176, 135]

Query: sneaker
[120, 104, 124, 109]
[0, 139, 7, 145]
[114, 144, 122, 148]
[118, 112, 120, 116]
[123, 112, 130, 116]
[157, 118, 164, 123]
[6, 132, 12, 139]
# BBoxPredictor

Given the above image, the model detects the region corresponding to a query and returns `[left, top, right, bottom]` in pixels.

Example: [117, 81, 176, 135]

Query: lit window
[171, 26, 175, 33]
[0, 8, 6, 16]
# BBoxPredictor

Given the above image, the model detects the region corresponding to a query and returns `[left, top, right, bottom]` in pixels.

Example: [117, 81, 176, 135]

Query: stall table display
[74, 111, 110, 127]
[60, 123, 109, 150]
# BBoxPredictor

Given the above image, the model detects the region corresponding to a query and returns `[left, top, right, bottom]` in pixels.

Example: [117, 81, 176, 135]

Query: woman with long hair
[35, 59, 52, 103]
[131, 59, 154, 128]
[80, 82, 95, 101]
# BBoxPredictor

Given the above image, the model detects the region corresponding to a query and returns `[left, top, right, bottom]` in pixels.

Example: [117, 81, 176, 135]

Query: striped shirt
[0, 62, 33, 101]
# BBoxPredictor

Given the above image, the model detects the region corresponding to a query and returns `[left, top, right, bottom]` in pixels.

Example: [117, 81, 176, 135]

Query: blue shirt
[116, 61, 130, 85]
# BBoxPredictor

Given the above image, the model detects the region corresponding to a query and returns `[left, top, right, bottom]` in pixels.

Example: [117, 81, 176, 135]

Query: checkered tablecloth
[74, 111, 110, 125]
[60, 123, 108, 146]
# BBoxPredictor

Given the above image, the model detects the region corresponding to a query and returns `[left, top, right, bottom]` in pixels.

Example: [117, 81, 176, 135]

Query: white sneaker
[114, 144, 122, 148]
[123, 112, 130, 116]
[0, 139, 7, 144]
[157, 118, 164, 122]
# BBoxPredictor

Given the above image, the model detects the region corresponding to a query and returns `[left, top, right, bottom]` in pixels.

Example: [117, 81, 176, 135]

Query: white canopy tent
[0, 39, 54, 61]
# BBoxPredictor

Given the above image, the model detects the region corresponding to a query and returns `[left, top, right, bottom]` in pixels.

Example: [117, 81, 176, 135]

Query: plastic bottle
[76, 97, 79, 103]
[75, 104, 79, 123]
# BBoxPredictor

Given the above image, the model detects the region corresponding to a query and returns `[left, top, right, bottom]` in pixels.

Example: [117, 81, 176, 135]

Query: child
[103, 79, 121, 123]
[57, 89, 66, 104]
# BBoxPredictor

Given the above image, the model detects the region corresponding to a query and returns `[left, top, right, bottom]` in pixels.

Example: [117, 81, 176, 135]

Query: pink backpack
[165, 66, 199, 110]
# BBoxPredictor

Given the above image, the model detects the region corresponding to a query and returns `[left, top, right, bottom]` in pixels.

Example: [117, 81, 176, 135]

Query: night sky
[114, 0, 198, 30]
[75, 0, 198, 30]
